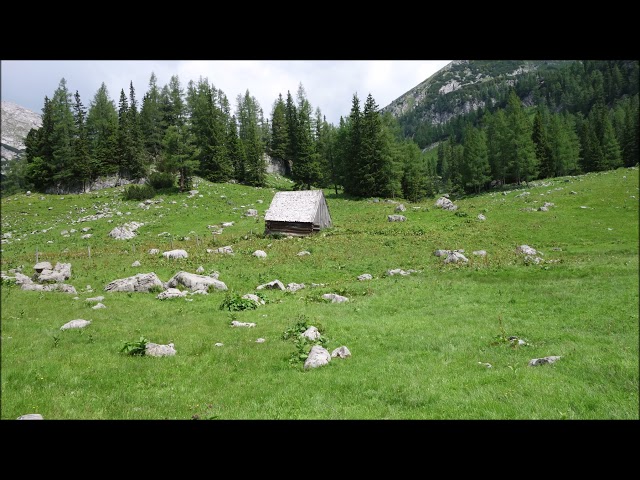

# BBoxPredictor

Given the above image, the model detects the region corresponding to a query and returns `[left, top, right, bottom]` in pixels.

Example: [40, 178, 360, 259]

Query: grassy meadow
[1, 168, 638, 420]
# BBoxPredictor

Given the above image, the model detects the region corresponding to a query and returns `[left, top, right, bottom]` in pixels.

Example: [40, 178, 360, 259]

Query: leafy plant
[282, 315, 328, 367]
[120, 336, 149, 356]
[219, 293, 258, 312]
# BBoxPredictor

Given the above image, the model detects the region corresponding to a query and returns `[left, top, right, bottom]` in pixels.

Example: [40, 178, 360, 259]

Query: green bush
[147, 172, 176, 190]
[219, 293, 258, 311]
[120, 336, 149, 356]
[123, 184, 156, 201]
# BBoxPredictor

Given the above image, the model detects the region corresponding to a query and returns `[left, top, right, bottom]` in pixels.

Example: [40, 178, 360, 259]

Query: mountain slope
[381, 60, 574, 133]
[1, 100, 42, 173]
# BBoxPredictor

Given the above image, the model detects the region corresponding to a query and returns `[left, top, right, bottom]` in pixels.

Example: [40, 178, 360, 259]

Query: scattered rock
[60, 319, 91, 330]
[131, 260, 141, 267]
[395, 204, 406, 212]
[297, 251, 311, 256]
[92, 303, 106, 309]
[301, 326, 321, 340]
[157, 288, 187, 300]
[304, 345, 331, 370]
[528, 356, 561, 367]
[358, 273, 373, 281]
[104, 272, 164, 293]
[17, 414, 43, 420]
[286, 282, 305, 292]
[165, 271, 227, 292]
[148, 249, 160, 255]
[252, 250, 267, 258]
[322, 293, 349, 303]
[231, 320, 256, 328]
[435, 196, 458, 211]
[331, 346, 351, 358]
[162, 249, 188, 259]
[242, 293, 265, 305]
[255, 338, 266, 343]
[145, 342, 176, 357]
[516, 245, 537, 256]
[86, 296, 104, 303]
[388, 214, 406, 222]
[257, 279, 285, 291]
[477, 214, 486, 221]
[472, 250, 487, 256]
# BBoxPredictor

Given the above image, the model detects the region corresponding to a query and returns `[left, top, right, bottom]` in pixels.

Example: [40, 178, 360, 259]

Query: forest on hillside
[2, 59, 638, 200]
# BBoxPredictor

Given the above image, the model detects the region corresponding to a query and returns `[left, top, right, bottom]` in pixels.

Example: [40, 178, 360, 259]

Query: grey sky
[1, 60, 452, 125]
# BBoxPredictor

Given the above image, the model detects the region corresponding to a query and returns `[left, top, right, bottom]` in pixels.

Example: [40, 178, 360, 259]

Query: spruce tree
[72, 91, 93, 190]
[291, 83, 320, 190]
[162, 125, 199, 192]
[140, 72, 165, 165]
[86, 83, 118, 176]
[269, 94, 289, 164]
[236, 90, 266, 186]
[343, 94, 362, 196]
[50, 78, 76, 190]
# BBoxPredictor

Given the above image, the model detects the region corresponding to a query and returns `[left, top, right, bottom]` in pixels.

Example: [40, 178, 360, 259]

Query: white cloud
[1, 60, 452, 125]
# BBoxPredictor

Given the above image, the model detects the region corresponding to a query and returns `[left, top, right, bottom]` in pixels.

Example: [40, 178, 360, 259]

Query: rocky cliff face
[381, 60, 572, 126]
[1, 101, 42, 173]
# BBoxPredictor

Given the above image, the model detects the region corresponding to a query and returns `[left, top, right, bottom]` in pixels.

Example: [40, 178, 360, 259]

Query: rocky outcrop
[1, 101, 41, 170]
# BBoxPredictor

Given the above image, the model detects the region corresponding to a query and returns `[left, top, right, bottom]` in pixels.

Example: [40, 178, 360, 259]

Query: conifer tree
[291, 83, 320, 190]
[236, 90, 266, 186]
[86, 83, 118, 176]
[532, 108, 553, 178]
[485, 109, 509, 185]
[505, 90, 538, 184]
[284, 91, 298, 176]
[269, 94, 289, 163]
[126, 81, 146, 179]
[343, 94, 362, 196]
[462, 124, 490, 193]
[25, 96, 55, 190]
[140, 72, 165, 165]
[50, 78, 76, 189]
[72, 91, 93, 190]
[162, 124, 199, 192]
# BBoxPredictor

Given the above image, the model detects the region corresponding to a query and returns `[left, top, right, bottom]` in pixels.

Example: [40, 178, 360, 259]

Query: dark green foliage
[219, 293, 258, 312]
[236, 90, 266, 186]
[146, 171, 175, 190]
[269, 93, 289, 162]
[120, 336, 149, 356]
[122, 184, 156, 201]
[86, 83, 119, 177]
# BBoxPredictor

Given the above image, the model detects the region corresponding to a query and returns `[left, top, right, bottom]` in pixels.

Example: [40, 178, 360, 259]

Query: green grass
[1, 167, 638, 419]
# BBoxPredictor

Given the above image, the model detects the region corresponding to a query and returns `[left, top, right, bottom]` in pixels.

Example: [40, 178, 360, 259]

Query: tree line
[2, 60, 638, 200]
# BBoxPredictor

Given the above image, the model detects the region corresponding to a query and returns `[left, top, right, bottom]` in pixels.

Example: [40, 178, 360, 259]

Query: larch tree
[462, 124, 490, 194]
[505, 89, 538, 184]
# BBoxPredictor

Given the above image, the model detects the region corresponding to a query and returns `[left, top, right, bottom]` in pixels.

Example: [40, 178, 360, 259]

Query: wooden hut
[264, 190, 332, 236]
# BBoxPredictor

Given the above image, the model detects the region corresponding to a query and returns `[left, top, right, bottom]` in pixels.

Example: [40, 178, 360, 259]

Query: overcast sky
[1, 60, 452, 126]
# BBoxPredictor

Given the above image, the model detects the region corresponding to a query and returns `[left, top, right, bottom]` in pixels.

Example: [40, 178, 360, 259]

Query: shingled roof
[264, 190, 326, 223]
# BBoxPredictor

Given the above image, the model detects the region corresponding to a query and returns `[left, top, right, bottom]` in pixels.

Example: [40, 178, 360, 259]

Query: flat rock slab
[60, 319, 91, 330]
